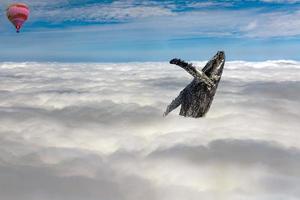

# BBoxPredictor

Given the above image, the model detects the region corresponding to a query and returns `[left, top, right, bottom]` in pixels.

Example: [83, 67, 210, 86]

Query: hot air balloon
[6, 3, 30, 33]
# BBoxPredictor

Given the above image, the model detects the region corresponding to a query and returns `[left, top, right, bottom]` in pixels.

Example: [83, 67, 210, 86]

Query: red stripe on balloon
[8, 13, 28, 20]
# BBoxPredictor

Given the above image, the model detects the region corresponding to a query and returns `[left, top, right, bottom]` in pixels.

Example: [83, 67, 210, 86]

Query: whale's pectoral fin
[169, 58, 215, 89]
[163, 90, 184, 117]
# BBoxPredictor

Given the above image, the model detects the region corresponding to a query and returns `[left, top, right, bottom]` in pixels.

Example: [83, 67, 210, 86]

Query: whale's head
[216, 51, 225, 62]
[203, 51, 225, 77]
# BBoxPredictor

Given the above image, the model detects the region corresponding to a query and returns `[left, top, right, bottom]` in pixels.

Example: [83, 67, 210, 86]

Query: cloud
[147, 139, 300, 199]
[2, 0, 300, 39]
[0, 0, 174, 23]
[32, 2, 174, 23]
[3, 0, 300, 63]
[0, 61, 300, 199]
[0, 145, 157, 200]
[241, 10, 300, 37]
[187, 1, 233, 8]
[31, 2, 300, 39]
[261, 0, 300, 3]
[149, 139, 300, 175]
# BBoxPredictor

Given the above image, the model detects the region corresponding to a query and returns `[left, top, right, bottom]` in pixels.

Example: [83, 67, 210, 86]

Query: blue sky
[1, 0, 300, 62]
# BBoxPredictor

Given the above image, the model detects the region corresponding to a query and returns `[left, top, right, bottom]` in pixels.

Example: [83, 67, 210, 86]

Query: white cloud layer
[0, 60, 300, 199]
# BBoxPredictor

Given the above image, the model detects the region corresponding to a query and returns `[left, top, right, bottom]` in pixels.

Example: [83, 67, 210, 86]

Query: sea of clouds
[0, 60, 300, 200]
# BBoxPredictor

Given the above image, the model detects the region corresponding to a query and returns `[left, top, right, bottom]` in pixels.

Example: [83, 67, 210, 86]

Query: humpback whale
[164, 51, 225, 118]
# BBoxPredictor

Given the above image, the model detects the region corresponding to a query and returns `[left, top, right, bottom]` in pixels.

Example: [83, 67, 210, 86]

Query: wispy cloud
[260, 0, 300, 3]
[187, 1, 234, 8]
[1, 1, 300, 61]
[0, 0, 175, 23]
[2, 0, 300, 38]
[242, 10, 300, 37]
[32, 1, 174, 23]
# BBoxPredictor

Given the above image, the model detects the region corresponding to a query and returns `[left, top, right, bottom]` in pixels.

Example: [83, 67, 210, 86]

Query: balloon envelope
[6, 3, 30, 33]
